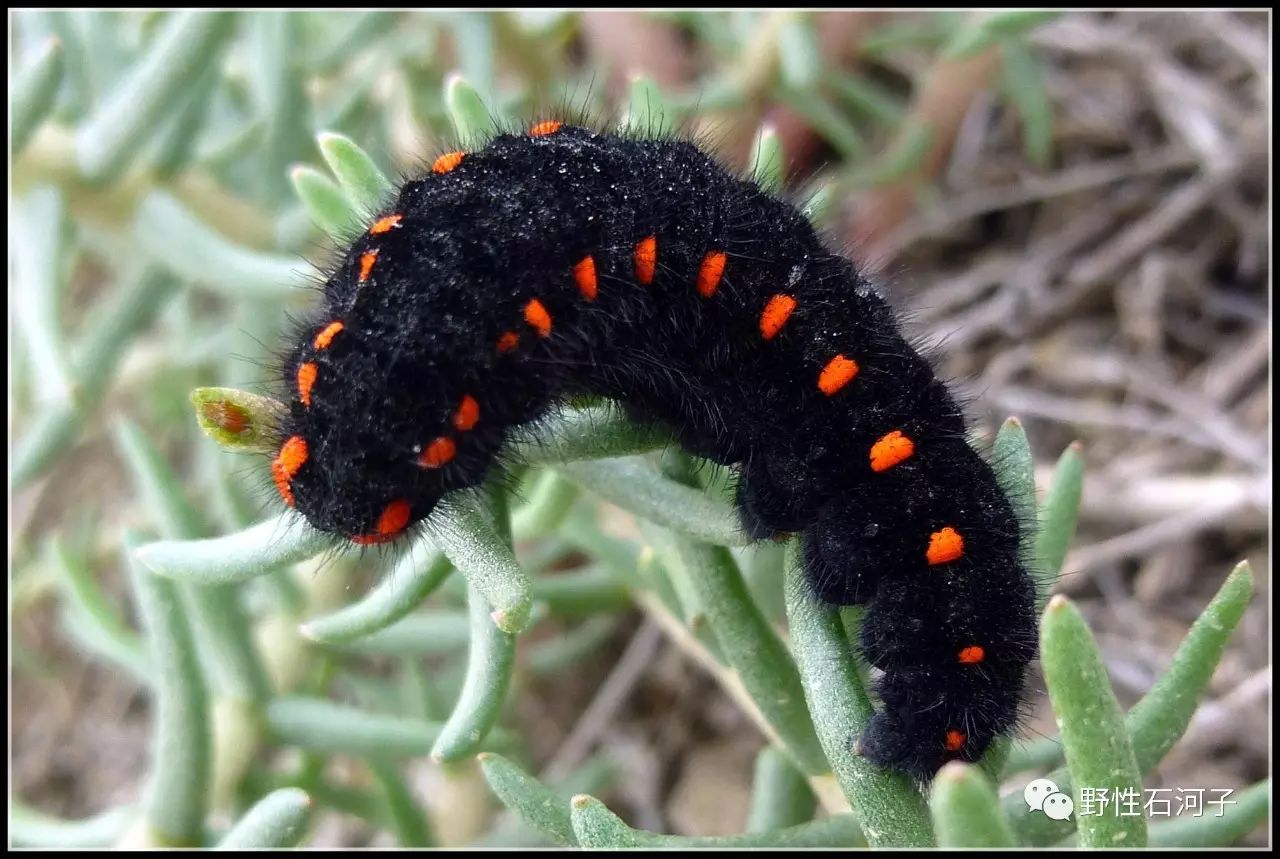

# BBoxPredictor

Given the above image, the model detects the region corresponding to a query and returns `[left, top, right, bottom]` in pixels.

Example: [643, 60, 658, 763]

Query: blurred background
[9, 9, 1270, 847]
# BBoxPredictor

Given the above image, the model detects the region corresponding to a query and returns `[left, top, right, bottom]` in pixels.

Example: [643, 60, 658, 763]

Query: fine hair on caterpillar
[263, 116, 1038, 783]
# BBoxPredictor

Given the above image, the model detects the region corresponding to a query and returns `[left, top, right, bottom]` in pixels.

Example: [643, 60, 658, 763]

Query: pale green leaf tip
[936, 760, 970, 783]
[189, 387, 284, 453]
[491, 603, 531, 634]
[133, 544, 157, 569]
[1227, 559, 1253, 588]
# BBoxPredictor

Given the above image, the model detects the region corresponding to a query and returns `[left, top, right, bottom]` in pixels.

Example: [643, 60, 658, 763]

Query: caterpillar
[269, 120, 1038, 782]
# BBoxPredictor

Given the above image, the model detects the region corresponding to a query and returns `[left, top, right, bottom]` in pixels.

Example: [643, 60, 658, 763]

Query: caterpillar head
[269, 314, 486, 545]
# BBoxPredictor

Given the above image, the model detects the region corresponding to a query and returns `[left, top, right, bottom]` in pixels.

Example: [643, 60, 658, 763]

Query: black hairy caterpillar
[268, 120, 1037, 782]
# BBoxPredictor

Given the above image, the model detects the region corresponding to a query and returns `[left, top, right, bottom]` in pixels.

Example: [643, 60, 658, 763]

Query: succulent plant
[11, 11, 1266, 849]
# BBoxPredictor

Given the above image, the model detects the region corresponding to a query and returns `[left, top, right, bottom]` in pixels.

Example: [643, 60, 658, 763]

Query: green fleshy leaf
[430, 582, 516, 762]
[561, 456, 750, 547]
[300, 535, 453, 644]
[570, 793, 867, 848]
[747, 746, 817, 833]
[12, 268, 177, 489]
[511, 470, 581, 540]
[308, 12, 399, 74]
[651, 535, 826, 775]
[827, 69, 905, 127]
[476, 754, 618, 848]
[248, 12, 310, 203]
[368, 761, 434, 847]
[943, 10, 1060, 60]
[1145, 779, 1270, 848]
[215, 788, 311, 849]
[10, 36, 65, 154]
[1002, 734, 1065, 776]
[799, 182, 837, 226]
[113, 418, 270, 703]
[862, 120, 933, 186]
[432, 495, 533, 634]
[451, 13, 496, 102]
[930, 762, 1015, 847]
[150, 61, 218, 179]
[1127, 561, 1255, 772]
[445, 73, 499, 145]
[76, 11, 236, 181]
[510, 406, 672, 465]
[529, 566, 629, 617]
[134, 514, 328, 586]
[479, 753, 579, 846]
[994, 417, 1037, 539]
[749, 124, 785, 193]
[9, 802, 136, 849]
[775, 87, 865, 158]
[1035, 441, 1084, 609]
[190, 387, 286, 454]
[777, 12, 821, 89]
[134, 192, 302, 300]
[1010, 561, 1256, 845]
[316, 130, 395, 218]
[124, 531, 211, 848]
[49, 536, 151, 682]
[1000, 39, 1054, 167]
[619, 73, 672, 137]
[323, 610, 471, 656]
[290, 164, 358, 237]
[1040, 594, 1146, 848]
[264, 696, 442, 758]
[783, 540, 934, 847]
[11, 187, 75, 407]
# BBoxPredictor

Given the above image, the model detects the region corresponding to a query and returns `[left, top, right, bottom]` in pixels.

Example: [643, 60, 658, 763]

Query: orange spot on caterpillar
[359, 249, 378, 282]
[634, 235, 657, 285]
[370, 213, 402, 234]
[760, 294, 796, 340]
[870, 430, 915, 472]
[272, 436, 308, 507]
[818, 354, 859, 396]
[944, 729, 966, 752]
[313, 321, 344, 350]
[497, 331, 520, 353]
[296, 362, 318, 407]
[453, 394, 480, 431]
[573, 255, 597, 301]
[524, 298, 552, 337]
[419, 436, 456, 469]
[958, 645, 985, 664]
[352, 498, 411, 545]
[530, 120, 562, 137]
[927, 527, 965, 565]
[432, 151, 464, 173]
[696, 250, 727, 298]
[201, 401, 248, 435]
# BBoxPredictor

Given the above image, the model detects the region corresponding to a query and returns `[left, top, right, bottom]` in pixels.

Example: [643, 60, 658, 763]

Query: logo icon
[1024, 778, 1074, 820]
